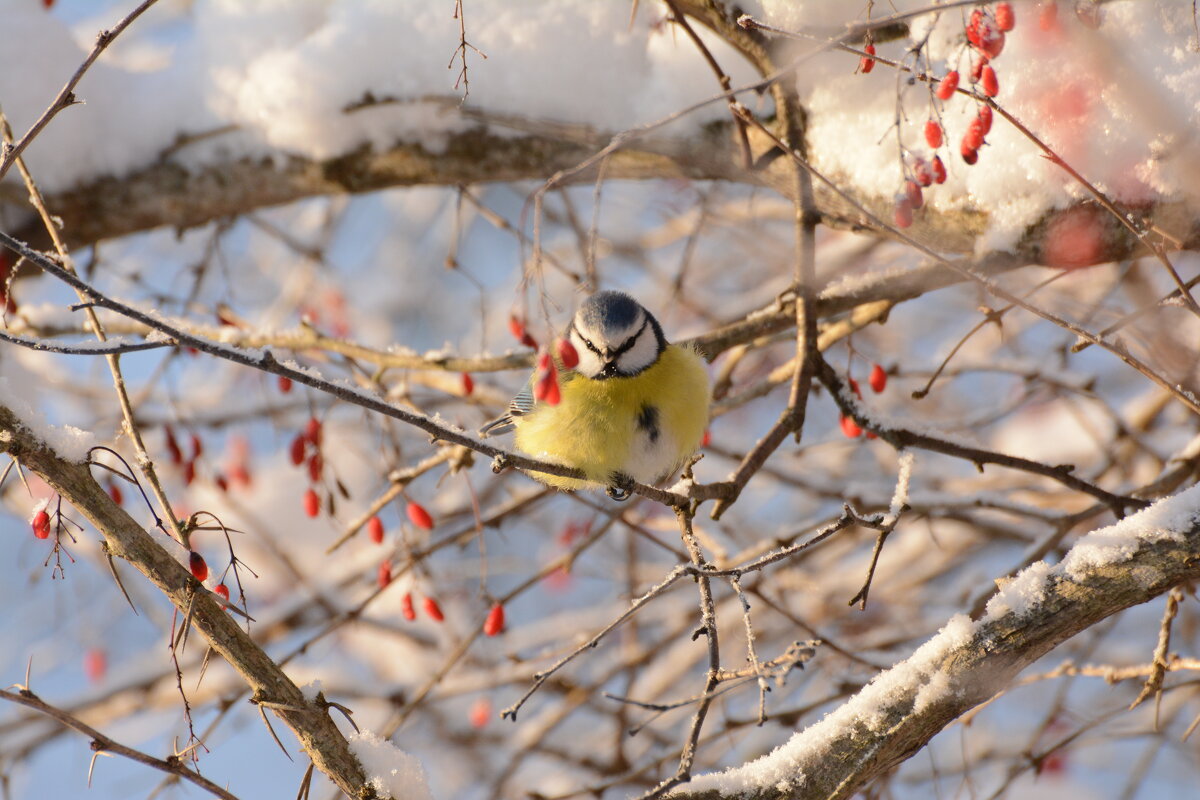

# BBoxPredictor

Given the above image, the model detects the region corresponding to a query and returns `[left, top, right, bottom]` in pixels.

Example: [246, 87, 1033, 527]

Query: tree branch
[668, 489, 1200, 799]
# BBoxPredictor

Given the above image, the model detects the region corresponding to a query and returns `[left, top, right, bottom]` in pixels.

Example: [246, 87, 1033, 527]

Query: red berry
[189, 551, 209, 582]
[961, 144, 979, 165]
[214, 583, 230, 602]
[183, 460, 196, 486]
[981, 65, 999, 97]
[190, 434, 203, 460]
[931, 155, 947, 184]
[995, 3, 1016, 31]
[964, 117, 986, 151]
[308, 451, 323, 483]
[377, 560, 392, 589]
[924, 119, 943, 149]
[407, 501, 434, 530]
[840, 415, 863, 438]
[859, 43, 876, 74]
[108, 484, 123, 506]
[32, 509, 50, 539]
[913, 157, 933, 187]
[508, 315, 538, 348]
[936, 71, 959, 100]
[904, 180, 924, 211]
[977, 104, 994, 135]
[848, 377, 863, 399]
[367, 516, 385, 544]
[289, 434, 306, 466]
[83, 648, 106, 682]
[555, 337, 580, 369]
[42, 0, 54, 9]
[970, 56, 986, 84]
[303, 488, 320, 518]
[401, 592, 416, 621]
[460, 372, 474, 396]
[469, 697, 491, 729]
[968, 13, 1006, 59]
[893, 195, 914, 229]
[422, 596, 445, 622]
[1039, 1, 1059, 31]
[304, 417, 322, 447]
[484, 603, 505, 636]
[534, 362, 560, 405]
[701, 429, 712, 448]
[165, 425, 183, 465]
[869, 363, 887, 393]
[278, 375, 293, 393]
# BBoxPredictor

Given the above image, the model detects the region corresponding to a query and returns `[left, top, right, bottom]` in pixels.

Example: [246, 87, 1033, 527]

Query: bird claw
[606, 473, 634, 502]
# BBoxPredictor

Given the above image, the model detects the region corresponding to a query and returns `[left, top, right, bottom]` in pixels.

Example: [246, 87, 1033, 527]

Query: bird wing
[478, 380, 536, 438]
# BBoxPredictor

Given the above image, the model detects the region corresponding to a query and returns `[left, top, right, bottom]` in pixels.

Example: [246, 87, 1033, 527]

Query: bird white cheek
[617, 328, 660, 375]
[571, 332, 606, 378]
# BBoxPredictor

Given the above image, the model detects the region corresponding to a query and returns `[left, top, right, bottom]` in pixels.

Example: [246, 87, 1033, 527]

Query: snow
[1, 2, 1194, 259]
[299, 679, 323, 704]
[347, 730, 434, 800]
[886, 451, 913, 523]
[0, 376, 96, 462]
[0, 0, 755, 194]
[679, 484, 1200, 797]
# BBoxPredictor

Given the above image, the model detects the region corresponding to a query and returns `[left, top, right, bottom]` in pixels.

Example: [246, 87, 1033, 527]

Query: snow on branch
[671, 485, 1200, 799]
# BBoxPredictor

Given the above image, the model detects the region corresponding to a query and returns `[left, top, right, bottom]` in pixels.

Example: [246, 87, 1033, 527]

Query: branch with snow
[670, 485, 1200, 799]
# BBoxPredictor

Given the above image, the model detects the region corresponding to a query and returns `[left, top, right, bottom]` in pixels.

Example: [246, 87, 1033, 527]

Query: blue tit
[479, 291, 710, 499]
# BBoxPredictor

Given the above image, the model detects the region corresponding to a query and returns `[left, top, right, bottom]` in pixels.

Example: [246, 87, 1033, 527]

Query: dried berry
[183, 460, 196, 486]
[303, 488, 320, 518]
[32, 509, 50, 539]
[407, 501, 434, 530]
[368, 516, 385, 544]
[108, 484, 123, 506]
[401, 592, 416, 621]
[964, 117, 987, 151]
[995, 3, 1016, 32]
[461, 372, 474, 396]
[189, 551, 209, 582]
[484, 603, 506, 636]
[422, 596, 445, 622]
[931, 155, 947, 184]
[304, 417, 322, 447]
[924, 119, 943, 149]
[377, 560, 392, 589]
[869, 363, 887, 393]
[848, 377, 863, 399]
[840, 415, 863, 438]
[913, 157, 934, 187]
[981, 65, 999, 97]
[289, 434, 306, 466]
[893, 195, 914, 229]
[508, 315, 538, 348]
[556, 337, 580, 369]
[859, 43, 877, 74]
[936, 70, 959, 100]
[977, 104, 994, 135]
[1039, 1, 1059, 31]
[904, 180, 924, 211]
[165, 425, 183, 465]
[308, 452, 323, 483]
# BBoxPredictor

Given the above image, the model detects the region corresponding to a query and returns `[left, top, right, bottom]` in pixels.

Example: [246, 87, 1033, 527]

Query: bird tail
[478, 414, 515, 438]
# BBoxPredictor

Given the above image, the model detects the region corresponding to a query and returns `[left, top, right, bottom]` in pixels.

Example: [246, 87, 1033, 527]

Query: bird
[479, 291, 709, 500]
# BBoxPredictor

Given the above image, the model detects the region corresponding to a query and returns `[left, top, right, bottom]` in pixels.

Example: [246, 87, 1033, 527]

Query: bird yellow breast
[513, 344, 709, 491]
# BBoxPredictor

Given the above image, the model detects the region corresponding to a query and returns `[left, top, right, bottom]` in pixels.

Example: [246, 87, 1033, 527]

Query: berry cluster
[890, 3, 1016, 229]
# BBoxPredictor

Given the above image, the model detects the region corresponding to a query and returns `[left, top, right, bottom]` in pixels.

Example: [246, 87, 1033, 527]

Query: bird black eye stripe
[610, 318, 649, 359]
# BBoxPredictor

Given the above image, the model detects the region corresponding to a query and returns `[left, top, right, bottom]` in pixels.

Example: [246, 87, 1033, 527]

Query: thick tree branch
[0, 405, 371, 798]
[669, 490, 1200, 799]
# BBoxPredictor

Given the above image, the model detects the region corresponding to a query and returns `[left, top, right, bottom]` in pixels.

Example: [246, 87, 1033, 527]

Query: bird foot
[606, 473, 634, 502]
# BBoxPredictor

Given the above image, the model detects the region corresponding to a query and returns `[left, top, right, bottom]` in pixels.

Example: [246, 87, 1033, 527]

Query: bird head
[567, 291, 666, 379]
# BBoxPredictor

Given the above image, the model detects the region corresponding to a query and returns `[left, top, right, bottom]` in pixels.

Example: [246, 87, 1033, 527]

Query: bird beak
[600, 361, 618, 378]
